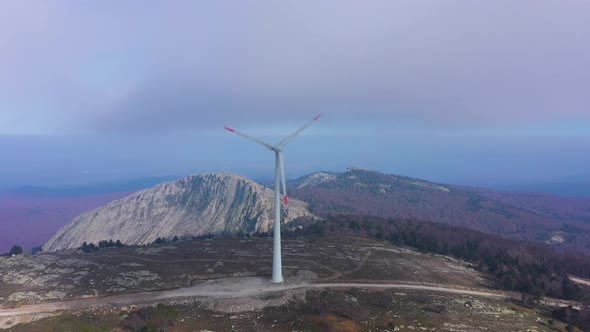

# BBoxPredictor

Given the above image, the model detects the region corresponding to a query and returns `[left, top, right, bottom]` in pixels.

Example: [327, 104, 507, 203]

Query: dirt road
[0, 277, 507, 320]
[570, 275, 590, 287]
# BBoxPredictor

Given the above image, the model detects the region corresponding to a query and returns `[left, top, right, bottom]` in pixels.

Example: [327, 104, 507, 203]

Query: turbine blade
[279, 114, 321, 148]
[225, 127, 275, 151]
[279, 152, 288, 206]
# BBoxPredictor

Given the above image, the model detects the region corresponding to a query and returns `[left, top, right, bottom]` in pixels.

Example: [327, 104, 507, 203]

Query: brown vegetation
[290, 168, 590, 254]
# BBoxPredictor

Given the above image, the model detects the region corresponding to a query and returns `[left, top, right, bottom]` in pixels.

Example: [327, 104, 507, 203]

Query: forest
[290, 169, 590, 255]
[287, 215, 590, 328]
[287, 215, 590, 303]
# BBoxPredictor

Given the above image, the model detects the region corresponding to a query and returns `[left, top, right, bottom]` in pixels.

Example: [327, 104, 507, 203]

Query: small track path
[0, 277, 507, 319]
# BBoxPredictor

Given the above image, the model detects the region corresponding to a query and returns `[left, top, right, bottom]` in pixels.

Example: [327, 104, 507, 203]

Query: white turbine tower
[225, 114, 321, 283]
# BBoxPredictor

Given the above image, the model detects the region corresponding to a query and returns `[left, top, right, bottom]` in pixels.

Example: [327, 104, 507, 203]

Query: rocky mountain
[289, 171, 339, 189]
[43, 173, 315, 252]
[290, 167, 590, 254]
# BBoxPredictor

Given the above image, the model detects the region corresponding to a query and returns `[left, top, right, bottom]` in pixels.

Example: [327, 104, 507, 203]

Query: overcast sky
[0, 1, 589, 188]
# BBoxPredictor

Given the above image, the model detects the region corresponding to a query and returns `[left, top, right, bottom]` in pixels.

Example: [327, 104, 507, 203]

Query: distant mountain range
[5, 168, 590, 256]
[43, 173, 314, 251]
[289, 167, 590, 254]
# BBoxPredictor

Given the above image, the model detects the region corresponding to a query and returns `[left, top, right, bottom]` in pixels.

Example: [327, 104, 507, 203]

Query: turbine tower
[225, 114, 321, 283]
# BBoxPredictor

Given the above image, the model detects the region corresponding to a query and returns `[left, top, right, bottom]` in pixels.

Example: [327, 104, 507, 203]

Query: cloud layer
[1, 1, 590, 135]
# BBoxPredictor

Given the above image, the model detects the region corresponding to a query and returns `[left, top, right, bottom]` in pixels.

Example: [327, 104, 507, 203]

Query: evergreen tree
[9, 245, 23, 256]
[81, 242, 99, 253]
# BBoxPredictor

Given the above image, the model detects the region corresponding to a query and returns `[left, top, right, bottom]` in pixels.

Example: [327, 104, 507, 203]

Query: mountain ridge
[41, 168, 590, 255]
[43, 173, 315, 251]
[290, 168, 590, 254]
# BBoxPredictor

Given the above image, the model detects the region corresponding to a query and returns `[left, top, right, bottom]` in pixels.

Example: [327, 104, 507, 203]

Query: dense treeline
[288, 215, 590, 303]
[153, 235, 187, 244]
[553, 306, 590, 331]
[80, 239, 125, 252]
[9, 245, 23, 256]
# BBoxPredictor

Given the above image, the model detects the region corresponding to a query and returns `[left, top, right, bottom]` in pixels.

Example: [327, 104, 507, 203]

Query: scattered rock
[7, 292, 39, 302]
[44, 291, 67, 300]
[293, 270, 318, 281]
[121, 262, 143, 267]
[344, 294, 358, 305]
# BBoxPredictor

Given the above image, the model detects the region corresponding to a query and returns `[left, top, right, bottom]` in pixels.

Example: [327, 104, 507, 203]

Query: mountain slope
[290, 167, 590, 254]
[289, 171, 339, 189]
[43, 173, 315, 251]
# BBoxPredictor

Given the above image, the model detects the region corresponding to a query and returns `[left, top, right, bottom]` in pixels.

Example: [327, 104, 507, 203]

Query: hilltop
[43, 173, 315, 252]
[290, 168, 590, 254]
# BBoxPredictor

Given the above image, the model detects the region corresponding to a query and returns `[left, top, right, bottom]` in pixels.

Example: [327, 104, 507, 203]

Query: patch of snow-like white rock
[402, 180, 451, 193]
[290, 172, 338, 189]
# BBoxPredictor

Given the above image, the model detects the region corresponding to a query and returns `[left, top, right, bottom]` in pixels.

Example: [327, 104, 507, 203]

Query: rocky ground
[0, 236, 488, 306]
[0, 236, 582, 331]
[5, 288, 569, 332]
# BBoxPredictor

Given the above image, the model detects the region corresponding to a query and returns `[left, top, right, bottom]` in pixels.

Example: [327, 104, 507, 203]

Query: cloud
[1, 1, 589, 135]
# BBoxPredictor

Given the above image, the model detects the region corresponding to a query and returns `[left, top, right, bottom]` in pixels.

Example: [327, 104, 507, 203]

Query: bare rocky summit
[42, 173, 315, 251]
[289, 171, 339, 189]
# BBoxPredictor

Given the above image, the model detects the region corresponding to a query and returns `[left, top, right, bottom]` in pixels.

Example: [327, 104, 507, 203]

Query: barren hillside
[43, 173, 315, 251]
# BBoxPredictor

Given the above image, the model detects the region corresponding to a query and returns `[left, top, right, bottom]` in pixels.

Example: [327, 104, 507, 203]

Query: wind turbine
[225, 114, 321, 283]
